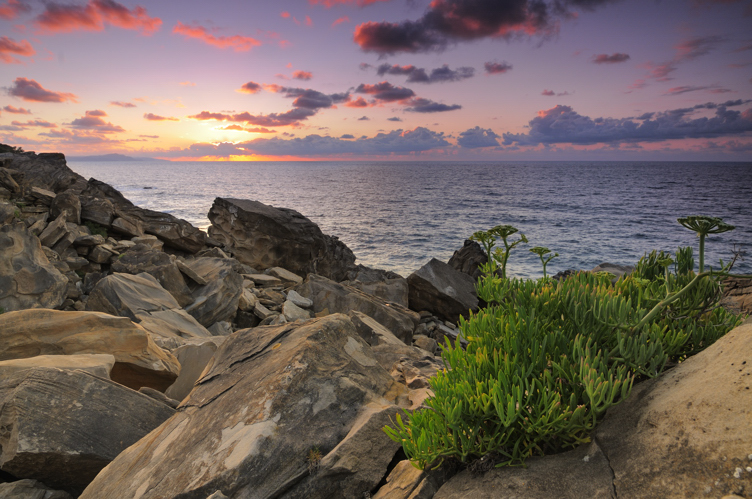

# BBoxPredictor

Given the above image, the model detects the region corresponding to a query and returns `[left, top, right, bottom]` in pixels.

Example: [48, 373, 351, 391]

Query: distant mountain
[67, 153, 143, 162]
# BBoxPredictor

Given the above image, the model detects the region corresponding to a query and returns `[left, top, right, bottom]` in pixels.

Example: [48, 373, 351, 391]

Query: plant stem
[699, 234, 705, 273]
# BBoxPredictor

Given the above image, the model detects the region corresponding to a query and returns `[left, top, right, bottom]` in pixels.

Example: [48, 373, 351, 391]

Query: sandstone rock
[282, 299, 311, 322]
[287, 289, 313, 308]
[2, 150, 87, 193]
[111, 244, 193, 306]
[80, 315, 406, 499]
[74, 233, 105, 246]
[413, 334, 438, 355]
[0, 166, 20, 195]
[80, 196, 115, 227]
[343, 272, 409, 308]
[0, 223, 67, 312]
[88, 244, 115, 264]
[238, 287, 258, 311]
[29, 186, 55, 205]
[348, 310, 406, 348]
[111, 215, 144, 238]
[132, 234, 163, 250]
[245, 273, 283, 288]
[207, 197, 356, 281]
[448, 239, 488, 281]
[0, 309, 180, 391]
[0, 368, 175, 495]
[38, 212, 68, 248]
[0, 353, 115, 379]
[176, 258, 208, 285]
[407, 258, 479, 324]
[183, 257, 244, 327]
[164, 336, 226, 402]
[50, 190, 81, 225]
[373, 459, 452, 499]
[0, 479, 73, 499]
[295, 274, 419, 345]
[139, 386, 181, 409]
[208, 321, 233, 336]
[253, 300, 277, 320]
[267, 266, 304, 285]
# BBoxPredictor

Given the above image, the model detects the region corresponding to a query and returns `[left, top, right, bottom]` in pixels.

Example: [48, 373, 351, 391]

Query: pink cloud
[309, 0, 389, 6]
[293, 70, 313, 80]
[110, 101, 136, 107]
[281, 11, 291, 18]
[172, 22, 262, 51]
[218, 125, 276, 133]
[3, 105, 32, 114]
[642, 62, 676, 82]
[592, 53, 630, 64]
[332, 16, 349, 27]
[35, 0, 161, 35]
[179, 81, 196, 86]
[0, 36, 34, 63]
[7, 77, 78, 102]
[541, 89, 555, 96]
[0, 0, 31, 20]
[11, 119, 56, 127]
[484, 61, 512, 75]
[305, 15, 313, 26]
[238, 81, 262, 94]
[345, 96, 370, 108]
[68, 110, 125, 133]
[144, 113, 178, 121]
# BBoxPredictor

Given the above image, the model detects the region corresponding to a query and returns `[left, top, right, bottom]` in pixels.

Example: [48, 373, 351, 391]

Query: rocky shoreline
[1, 145, 751, 498]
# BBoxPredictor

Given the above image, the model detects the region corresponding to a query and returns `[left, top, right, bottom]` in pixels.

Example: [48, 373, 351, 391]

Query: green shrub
[385, 230, 744, 470]
[84, 220, 108, 238]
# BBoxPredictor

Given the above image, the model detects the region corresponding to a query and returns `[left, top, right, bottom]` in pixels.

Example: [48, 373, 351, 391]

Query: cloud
[665, 85, 731, 96]
[0, 0, 31, 20]
[340, 134, 355, 139]
[179, 81, 196, 86]
[502, 102, 752, 146]
[173, 22, 262, 51]
[404, 97, 461, 113]
[355, 81, 415, 101]
[309, 0, 389, 7]
[305, 15, 313, 26]
[626, 79, 647, 92]
[0, 125, 25, 131]
[484, 61, 513, 74]
[139, 134, 159, 138]
[675, 35, 724, 61]
[642, 62, 677, 82]
[144, 113, 178, 121]
[592, 52, 630, 64]
[238, 81, 262, 94]
[217, 125, 275, 133]
[269, 86, 350, 109]
[376, 63, 474, 83]
[293, 70, 313, 80]
[0, 36, 35, 63]
[11, 119, 56, 127]
[332, 16, 349, 27]
[3, 105, 31, 114]
[345, 96, 370, 108]
[6, 77, 78, 102]
[281, 11, 290, 18]
[458, 126, 500, 148]
[357, 115, 370, 120]
[541, 89, 555, 96]
[188, 108, 318, 127]
[35, 0, 161, 35]
[387, 116, 402, 121]
[68, 109, 125, 133]
[110, 101, 136, 107]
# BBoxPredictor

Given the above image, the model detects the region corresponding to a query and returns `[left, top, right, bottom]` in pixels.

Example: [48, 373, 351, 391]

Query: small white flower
[583, 455, 590, 462]
[734, 467, 743, 479]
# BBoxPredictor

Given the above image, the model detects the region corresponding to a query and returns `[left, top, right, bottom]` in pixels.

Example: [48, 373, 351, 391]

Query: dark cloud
[502, 102, 752, 146]
[238, 81, 262, 94]
[404, 97, 461, 113]
[355, 81, 415, 102]
[144, 113, 178, 121]
[188, 107, 318, 127]
[0, 0, 32, 20]
[110, 101, 136, 107]
[358, 116, 370, 120]
[387, 116, 402, 121]
[35, 0, 162, 35]
[2, 105, 31, 114]
[592, 52, 630, 64]
[541, 89, 555, 96]
[6, 77, 78, 103]
[457, 126, 500, 148]
[0, 36, 35, 63]
[268, 85, 350, 109]
[341, 134, 355, 139]
[484, 61, 513, 74]
[376, 63, 474, 83]
[665, 85, 731, 96]
[0, 125, 24, 131]
[68, 110, 125, 133]
[11, 119, 56, 128]
[675, 35, 724, 61]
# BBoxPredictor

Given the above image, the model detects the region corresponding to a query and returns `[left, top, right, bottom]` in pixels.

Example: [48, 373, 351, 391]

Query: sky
[1, 0, 751, 161]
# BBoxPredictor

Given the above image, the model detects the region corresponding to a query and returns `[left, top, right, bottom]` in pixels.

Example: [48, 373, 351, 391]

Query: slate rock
[407, 258, 479, 324]
[0, 479, 74, 499]
[50, 190, 81, 225]
[111, 244, 193, 306]
[183, 257, 244, 327]
[447, 239, 488, 281]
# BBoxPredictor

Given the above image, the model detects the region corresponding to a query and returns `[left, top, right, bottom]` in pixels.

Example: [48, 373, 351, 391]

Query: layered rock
[111, 244, 193, 306]
[0, 368, 175, 495]
[80, 315, 406, 499]
[0, 353, 115, 379]
[0, 309, 180, 391]
[207, 197, 356, 281]
[407, 258, 479, 324]
[182, 257, 244, 327]
[447, 239, 487, 281]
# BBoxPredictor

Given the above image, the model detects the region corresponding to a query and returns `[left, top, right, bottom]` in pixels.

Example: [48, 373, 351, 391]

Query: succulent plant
[529, 246, 558, 279]
[677, 216, 735, 272]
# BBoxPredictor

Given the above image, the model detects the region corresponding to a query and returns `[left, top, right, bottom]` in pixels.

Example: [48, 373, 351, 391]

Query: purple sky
[1, 0, 751, 161]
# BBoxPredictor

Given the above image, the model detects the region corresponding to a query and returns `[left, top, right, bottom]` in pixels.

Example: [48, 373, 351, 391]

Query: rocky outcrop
[111, 244, 193, 306]
[0, 353, 115, 379]
[0, 222, 67, 311]
[722, 276, 752, 315]
[182, 257, 244, 327]
[0, 309, 180, 391]
[207, 197, 356, 281]
[407, 258, 479, 323]
[343, 265, 409, 307]
[1, 151, 87, 194]
[295, 274, 419, 344]
[80, 315, 406, 499]
[164, 336, 226, 402]
[0, 368, 175, 495]
[447, 239, 487, 281]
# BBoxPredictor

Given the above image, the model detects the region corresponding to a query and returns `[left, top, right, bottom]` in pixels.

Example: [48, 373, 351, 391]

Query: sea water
[67, 160, 752, 278]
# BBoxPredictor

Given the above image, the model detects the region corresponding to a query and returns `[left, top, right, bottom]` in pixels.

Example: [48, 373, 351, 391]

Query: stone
[80, 196, 115, 227]
[295, 274, 419, 345]
[238, 287, 258, 311]
[343, 277, 410, 308]
[208, 321, 233, 336]
[0, 166, 21, 194]
[448, 239, 488, 281]
[0, 353, 115, 380]
[3, 151, 87, 193]
[51, 230, 76, 256]
[88, 244, 115, 264]
[282, 299, 311, 322]
[407, 258, 479, 324]
[29, 186, 55, 205]
[0, 223, 67, 312]
[111, 244, 193, 307]
[183, 257, 244, 327]
[267, 266, 304, 285]
[176, 258, 208, 285]
[348, 310, 406, 348]
[125, 206, 206, 254]
[0, 368, 175, 495]
[287, 289, 313, 308]
[50, 190, 81, 225]
[132, 234, 164, 250]
[74, 233, 105, 246]
[80, 315, 406, 499]
[253, 300, 277, 320]
[413, 335, 438, 355]
[207, 197, 356, 281]
[111, 215, 144, 238]
[0, 479, 73, 499]
[0, 309, 180, 391]
[164, 336, 226, 402]
[373, 459, 452, 499]
[245, 273, 283, 288]
[38, 212, 68, 248]
[139, 386, 181, 409]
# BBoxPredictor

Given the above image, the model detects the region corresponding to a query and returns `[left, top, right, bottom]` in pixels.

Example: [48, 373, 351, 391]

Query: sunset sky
[1, 0, 751, 161]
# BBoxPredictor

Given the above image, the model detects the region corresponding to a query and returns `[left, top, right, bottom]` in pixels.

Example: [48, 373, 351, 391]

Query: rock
[295, 274, 419, 345]
[433, 441, 615, 499]
[407, 258, 479, 324]
[88, 244, 115, 264]
[0, 223, 67, 312]
[245, 273, 283, 288]
[343, 274, 409, 308]
[208, 321, 233, 336]
[0, 368, 175, 495]
[2, 150, 87, 193]
[373, 459, 452, 499]
[238, 287, 258, 311]
[0, 309, 180, 391]
[127, 207, 206, 253]
[176, 258, 208, 285]
[50, 190, 81, 225]
[348, 310, 406, 348]
[164, 336, 226, 402]
[80, 196, 115, 227]
[207, 197, 356, 281]
[0, 200, 16, 224]
[722, 277, 752, 316]
[282, 299, 311, 322]
[80, 315, 406, 499]
[182, 257, 244, 327]
[132, 234, 163, 250]
[111, 244, 193, 306]
[413, 335, 438, 355]
[253, 300, 277, 320]
[0, 166, 21, 195]
[447, 239, 488, 281]
[267, 266, 304, 285]
[87, 272, 211, 342]
[74, 233, 105, 246]
[29, 186, 56, 205]
[590, 262, 633, 281]
[287, 289, 313, 308]
[38, 212, 68, 248]
[0, 353, 115, 379]
[111, 215, 144, 238]
[139, 386, 181, 409]
[0, 479, 74, 499]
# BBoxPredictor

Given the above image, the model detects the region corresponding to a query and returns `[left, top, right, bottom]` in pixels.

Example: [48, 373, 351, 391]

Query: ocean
[67, 160, 752, 279]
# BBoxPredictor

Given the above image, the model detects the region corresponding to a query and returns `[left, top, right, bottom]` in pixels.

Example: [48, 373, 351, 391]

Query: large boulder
[0, 309, 180, 391]
[0, 479, 73, 499]
[1, 151, 87, 194]
[0, 353, 116, 379]
[80, 315, 407, 499]
[111, 244, 193, 306]
[207, 197, 356, 281]
[86, 272, 212, 342]
[407, 258, 479, 324]
[182, 257, 244, 327]
[164, 336, 226, 403]
[0, 368, 175, 495]
[447, 239, 487, 281]
[0, 222, 67, 312]
[50, 189, 81, 225]
[295, 274, 419, 344]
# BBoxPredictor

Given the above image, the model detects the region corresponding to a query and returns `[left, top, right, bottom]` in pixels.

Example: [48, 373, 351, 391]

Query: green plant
[471, 225, 527, 279]
[306, 446, 322, 474]
[529, 246, 558, 279]
[678, 216, 735, 272]
[84, 220, 108, 238]
[386, 226, 745, 471]
[13, 209, 21, 219]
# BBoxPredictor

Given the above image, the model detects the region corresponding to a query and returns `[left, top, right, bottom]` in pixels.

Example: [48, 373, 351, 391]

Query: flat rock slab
[0, 479, 74, 499]
[0, 353, 115, 379]
[0, 368, 175, 495]
[81, 315, 405, 499]
[182, 257, 244, 327]
[407, 258, 478, 324]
